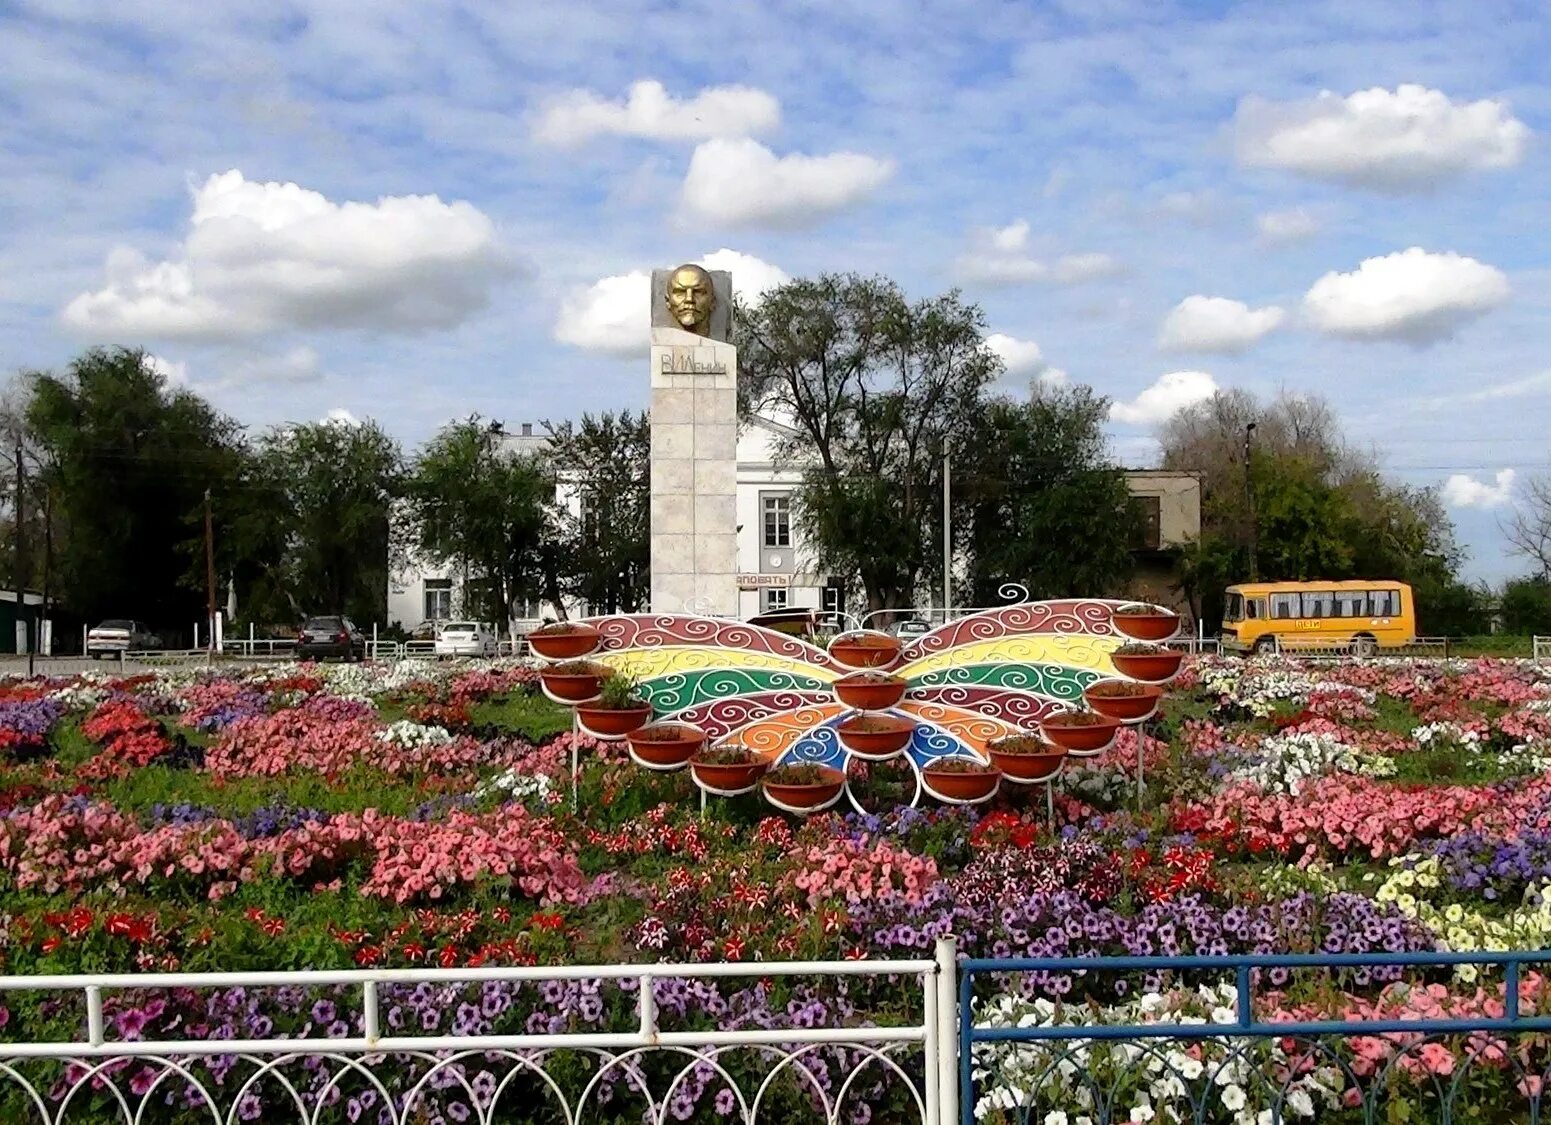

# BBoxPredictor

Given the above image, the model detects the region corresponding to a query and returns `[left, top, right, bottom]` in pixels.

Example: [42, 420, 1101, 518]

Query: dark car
[295, 616, 366, 662]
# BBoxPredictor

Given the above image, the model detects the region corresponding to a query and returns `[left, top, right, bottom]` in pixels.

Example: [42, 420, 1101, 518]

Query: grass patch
[98, 764, 460, 820]
[471, 692, 573, 742]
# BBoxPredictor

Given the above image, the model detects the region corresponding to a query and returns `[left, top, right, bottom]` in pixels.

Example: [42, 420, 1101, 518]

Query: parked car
[86, 620, 163, 658]
[434, 621, 499, 658]
[294, 616, 366, 662]
[890, 619, 932, 639]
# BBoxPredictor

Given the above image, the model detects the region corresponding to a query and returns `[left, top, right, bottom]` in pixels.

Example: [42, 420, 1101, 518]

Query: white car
[87, 619, 162, 658]
[433, 621, 499, 658]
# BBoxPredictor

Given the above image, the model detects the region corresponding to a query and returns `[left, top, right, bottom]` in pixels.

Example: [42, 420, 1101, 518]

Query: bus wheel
[1253, 636, 1277, 656]
[1352, 634, 1378, 657]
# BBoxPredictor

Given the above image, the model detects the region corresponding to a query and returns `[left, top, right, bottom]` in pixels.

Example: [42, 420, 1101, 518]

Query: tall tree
[1503, 474, 1551, 579]
[26, 348, 246, 631]
[245, 419, 402, 625]
[544, 411, 649, 614]
[959, 388, 1137, 603]
[405, 418, 555, 628]
[736, 274, 1001, 616]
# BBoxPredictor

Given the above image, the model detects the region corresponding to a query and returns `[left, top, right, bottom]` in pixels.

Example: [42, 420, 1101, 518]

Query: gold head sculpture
[664, 263, 717, 337]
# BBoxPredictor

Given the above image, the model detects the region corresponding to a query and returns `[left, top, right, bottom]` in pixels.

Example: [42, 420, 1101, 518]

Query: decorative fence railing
[960, 950, 1551, 1125]
[1536, 635, 1550, 664]
[0, 952, 956, 1125]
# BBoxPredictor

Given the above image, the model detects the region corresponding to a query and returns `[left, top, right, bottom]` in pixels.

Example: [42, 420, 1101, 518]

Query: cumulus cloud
[144, 354, 188, 387]
[1110, 371, 1220, 426]
[62, 171, 513, 341]
[985, 332, 1067, 388]
[554, 249, 786, 355]
[1235, 85, 1529, 191]
[533, 80, 780, 146]
[1256, 207, 1320, 244]
[222, 346, 323, 386]
[680, 139, 893, 227]
[323, 408, 360, 427]
[1302, 247, 1510, 344]
[1442, 468, 1516, 509]
[1158, 296, 1286, 354]
[955, 220, 1120, 286]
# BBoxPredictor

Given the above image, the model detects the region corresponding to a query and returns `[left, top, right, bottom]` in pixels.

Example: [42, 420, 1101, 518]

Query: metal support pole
[934, 937, 959, 1125]
[570, 710, 580, 812]
[204, 488, 216, 668]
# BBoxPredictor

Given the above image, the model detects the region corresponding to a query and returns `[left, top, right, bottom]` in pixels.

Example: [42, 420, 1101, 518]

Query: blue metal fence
[960, 951, 1551, 1124]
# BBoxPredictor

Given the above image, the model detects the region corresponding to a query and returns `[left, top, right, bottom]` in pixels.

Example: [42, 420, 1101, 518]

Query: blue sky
[2, 0, 1548, 581]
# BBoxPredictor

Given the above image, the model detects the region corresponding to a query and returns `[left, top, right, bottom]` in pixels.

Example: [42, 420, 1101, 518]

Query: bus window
[1368, 590, 1396, 616]
[1246, 599, 1261, 619]
[1270, 593, 1298, 619]
[1301, 590, 1334, 618]
[1225, 592, 1244, 621]
[1335, 591, 1364, 618]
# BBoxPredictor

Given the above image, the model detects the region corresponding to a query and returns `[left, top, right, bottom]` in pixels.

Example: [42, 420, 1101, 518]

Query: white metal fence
[1536, 635, 1550, 664]
[0, 948, 957, 1125]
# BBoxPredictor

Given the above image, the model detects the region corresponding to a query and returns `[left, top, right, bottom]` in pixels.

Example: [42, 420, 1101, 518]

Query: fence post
[935, 937, 958, 1125]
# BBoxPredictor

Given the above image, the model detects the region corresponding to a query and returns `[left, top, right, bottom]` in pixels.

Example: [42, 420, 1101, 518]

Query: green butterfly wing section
[906, 662, 1100, 704]
[639, 667, 832, 715]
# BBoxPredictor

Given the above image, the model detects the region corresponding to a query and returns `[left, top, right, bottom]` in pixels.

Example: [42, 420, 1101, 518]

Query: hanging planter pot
[528, 621, 603, 660]
[1083, 680, 1164, 723]
[760, 764, 846, 815]
[828, 631, 902, 670]
[1110, 644, 1185, 685]
[833, 671, 908, 711]
[921, 758, 1001, 804]
[690, 747, 769, 796]
[625, 723, 706, 771]
[576, 702, 653, 740]
[1039, 710, 1122, 757]
[539, 661, 609, 704]
[1110, 605, 1182, 643]
[987, 734, 1068, 783]
[836, 713, 916, 760]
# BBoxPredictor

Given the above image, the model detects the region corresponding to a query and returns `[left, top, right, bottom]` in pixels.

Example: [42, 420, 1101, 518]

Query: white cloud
[1158, 296, 1286, 354]
[323, 408, 360, 427]
[680, 138, 893, 227]
[1302, 247, 1510, 344]
[62, 170, 512, 341]
[144, 354, 188, 387]
[955, 220, 1120, 286]
[985, 333, 1044, 374]
[1417, 370, 1551, 410]
[554, 249, 786, 355]
[1110, 371, 1220, 426]
[533, 80, 779, 146]
[1442, 468, 1516, 509]
[222, 346, 323, 386]
[1256, 207, 1320, 244]
[1235, 85, 1530, 191]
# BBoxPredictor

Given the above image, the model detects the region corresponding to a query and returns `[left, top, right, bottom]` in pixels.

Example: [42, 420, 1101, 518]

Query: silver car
[86, 619, 162, 658]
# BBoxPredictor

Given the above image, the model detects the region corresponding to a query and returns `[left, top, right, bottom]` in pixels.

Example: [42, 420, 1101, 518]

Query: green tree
[736, 274, 1001, 616]
[959, 388, 1136, 603]
[245, 419, 402, 626]
[26, 348, 246, 632]
[405, 418, 555, 628]
[544, 411, 649, 614]
[1499, 576, 1551, 635]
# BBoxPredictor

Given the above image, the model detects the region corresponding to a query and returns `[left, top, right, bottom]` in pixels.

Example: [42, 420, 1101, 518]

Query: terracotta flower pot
[626, 724, 706, 771]
[836, 714, 916, 760]
[1111, 610, 1182, 643]
[761, 767, 846, 812]
[1039, 712, 1121, 756]
[1111, 650, 1185, 685]
[988, 741, 1068, 783]
[539, 665, 607, 704]
[922, 761, 1001, 804]
[690, 756, 768, 795]
[576, 703, 653, 739]
[829, 632, 902, 670]
[527, 623, 603, 660]
[1083, 682, 1164, 723]
[833, 673, 907, 711]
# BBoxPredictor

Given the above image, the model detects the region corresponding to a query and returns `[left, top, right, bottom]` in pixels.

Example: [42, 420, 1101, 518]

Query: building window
[763, 494, 791, 548]
[424, 579, 453, 621]
[822, 583, 844, 619]
[761, 587, 789, 612]
[1129, 495, 1162, 551]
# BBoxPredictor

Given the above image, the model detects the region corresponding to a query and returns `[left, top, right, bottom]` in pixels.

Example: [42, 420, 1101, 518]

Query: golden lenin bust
[664, 264, 716, 336]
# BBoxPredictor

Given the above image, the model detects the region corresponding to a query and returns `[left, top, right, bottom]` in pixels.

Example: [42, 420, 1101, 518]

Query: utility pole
[942, 452, 952, 620]
[204, 488, 217, 663]
[1243, 422, 1259, 581]
[14, 444, 27, 671]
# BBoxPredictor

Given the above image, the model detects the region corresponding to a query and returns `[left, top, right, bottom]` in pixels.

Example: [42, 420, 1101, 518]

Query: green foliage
[25, 347, 246, 631]
[595, 673, 645, 710]
[736, 274, 1002, 615]
[1499, 576, 1551, 635]
[1250, 456, 1357, 579]
[404, 417, 556, 627]
[544, 411, 649, 614]
[959, 389, 1136, 602]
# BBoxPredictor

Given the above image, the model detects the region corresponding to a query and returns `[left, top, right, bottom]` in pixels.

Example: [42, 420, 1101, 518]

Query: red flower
[439, 944, 459, 968]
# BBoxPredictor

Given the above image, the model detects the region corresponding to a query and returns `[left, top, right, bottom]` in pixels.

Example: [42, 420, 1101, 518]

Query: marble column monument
[649, 264, 737, 616]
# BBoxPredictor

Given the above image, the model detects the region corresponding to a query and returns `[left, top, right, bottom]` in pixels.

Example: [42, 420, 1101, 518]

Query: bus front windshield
[1224, 592, 1245, 622]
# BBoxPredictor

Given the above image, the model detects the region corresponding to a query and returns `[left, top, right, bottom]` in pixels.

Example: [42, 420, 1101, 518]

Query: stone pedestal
[650, 327, 738, 616]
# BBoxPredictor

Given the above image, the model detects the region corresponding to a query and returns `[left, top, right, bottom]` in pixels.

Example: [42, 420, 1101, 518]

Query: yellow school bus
[1220, 580, 1416, 655]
